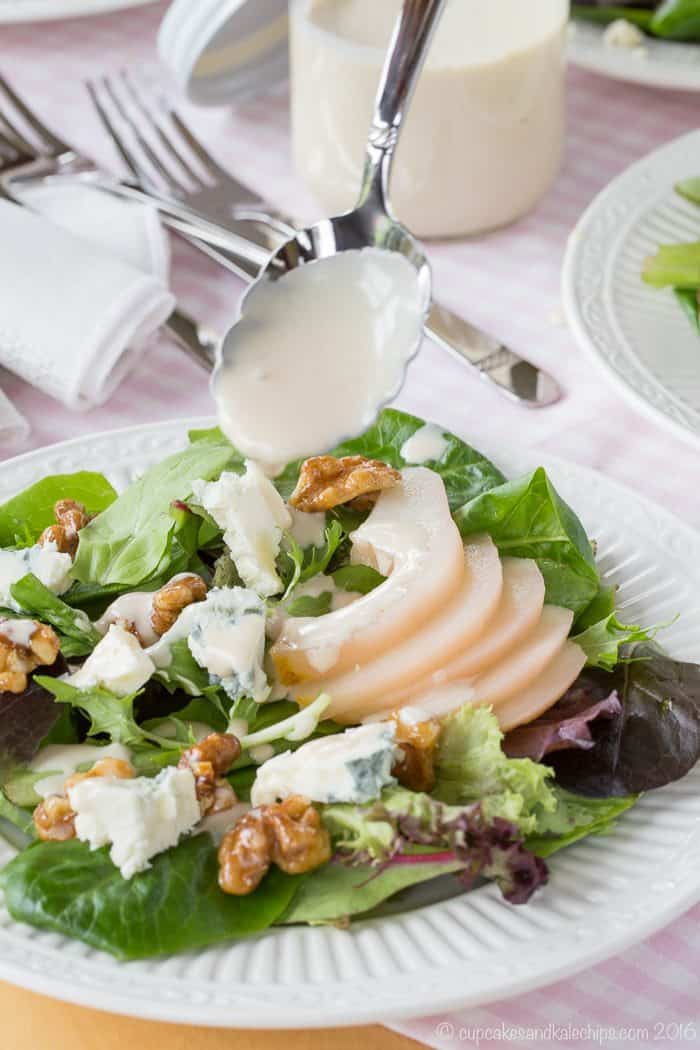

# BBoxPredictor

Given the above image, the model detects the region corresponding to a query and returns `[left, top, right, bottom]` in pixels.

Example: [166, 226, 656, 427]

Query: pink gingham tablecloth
[2, 5, 700, 1047]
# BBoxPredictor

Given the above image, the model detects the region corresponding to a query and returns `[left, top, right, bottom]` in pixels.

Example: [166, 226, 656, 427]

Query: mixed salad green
[0, 409, 698, 962]
[643, 178, 700, 331]
[573, 1, 700, 40]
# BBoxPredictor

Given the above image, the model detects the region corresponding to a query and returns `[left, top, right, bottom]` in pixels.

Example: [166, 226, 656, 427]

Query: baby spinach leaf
[331, 564, 385, 594]
[0, 836, 301, 960]
[0, 472, 116, 548]
[454, 467, 600, 616]
[9, 574, 101, 658]
[286, 591, 332, 617]
[328, 409, 505, 511]
[674, 287, 700, 332]
[0, 791, 35, 848]
[72, 441, 235, 587]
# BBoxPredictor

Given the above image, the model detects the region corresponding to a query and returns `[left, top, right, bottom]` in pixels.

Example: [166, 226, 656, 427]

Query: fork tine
[86, 78, 145, 183]
[0, 110, 36, 158]
[0, 72, 71, 154]
[100, 74, 190, 196]
[164, 106, 226, 183]
[120, 71, 205, 190]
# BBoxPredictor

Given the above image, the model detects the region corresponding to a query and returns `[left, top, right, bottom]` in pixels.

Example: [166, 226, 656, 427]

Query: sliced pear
[349, 604, 574, 724]
[294, 535, 503, 718]
[368, 557, 545, 715]
[271, 467, 466, 684]
[494, 641, 587, 731]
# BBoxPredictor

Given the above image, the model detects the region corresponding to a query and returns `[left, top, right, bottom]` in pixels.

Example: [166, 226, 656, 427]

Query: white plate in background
[569, 20, 700, 90]
[0, 0, 156, 23]
[563, 129, 700, 450]
[0, 417, 699, 1026]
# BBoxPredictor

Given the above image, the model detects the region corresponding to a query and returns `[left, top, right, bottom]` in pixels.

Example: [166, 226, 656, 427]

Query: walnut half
[151, 573, 208, 637]
[289, 455, 401, 513]
[38, 499, 92, 559]
[0, 619, 60, 694]
[218, 795, 331, 895]
[178, 732, 241, 815]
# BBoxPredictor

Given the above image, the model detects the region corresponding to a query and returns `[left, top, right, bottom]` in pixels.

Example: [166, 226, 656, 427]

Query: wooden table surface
[1, 981, 421, 1050]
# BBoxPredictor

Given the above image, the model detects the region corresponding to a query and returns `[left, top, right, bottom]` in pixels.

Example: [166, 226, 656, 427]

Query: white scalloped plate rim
[568, 21, 700, 90]
[0, 0, 156, 23]
[0, 416, 699, 1029]
[562, 128, 700, 452]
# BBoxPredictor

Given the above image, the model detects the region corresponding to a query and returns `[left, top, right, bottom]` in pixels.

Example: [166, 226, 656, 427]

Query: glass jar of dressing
[290, 0, 569, 239]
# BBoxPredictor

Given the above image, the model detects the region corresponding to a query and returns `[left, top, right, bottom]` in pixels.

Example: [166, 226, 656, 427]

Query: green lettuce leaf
[8, 574, 101, 658]
[34, 677, 174, 752]
[0, 836, 301, 960]
[0, 791, 35, 849]
[0, 472, 116, 548]
[526, 788, 639, 858]
[433, 705, 556, 834]
[72, 441, 234, 587]
[280, 851, 464, 925]
[572, 612, 657, 671]
[454, 467, 600, 616]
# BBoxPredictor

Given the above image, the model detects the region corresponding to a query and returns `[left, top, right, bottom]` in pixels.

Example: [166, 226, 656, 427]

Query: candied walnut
[178, 732, 241, 815]
[390, 713, 441, 793]
[218, 809, 273, 895]
[218, 795, 331, 896]
[289, 455, 401, 513]
[266, 795, 332, 875]
[0, 620, 60, 694]
[151, 573, 207, 637]
[39, 499, 92, 559]
[64, 757, 135, 794]
[33, 795, 76, 842]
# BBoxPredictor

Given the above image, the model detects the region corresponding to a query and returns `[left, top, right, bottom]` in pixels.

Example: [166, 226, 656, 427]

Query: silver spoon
[216, 0, 446, 393]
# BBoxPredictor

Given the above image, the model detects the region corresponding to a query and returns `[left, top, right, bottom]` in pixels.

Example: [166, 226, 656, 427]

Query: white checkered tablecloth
[2, 4, 700, 1046]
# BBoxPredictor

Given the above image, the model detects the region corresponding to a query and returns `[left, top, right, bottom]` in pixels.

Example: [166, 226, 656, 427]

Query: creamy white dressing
[213, 249, 423, 468]
[400, 424, 449, 465]
[0, 618, 36, 648]
[95, 591, 158, 646]
[30, 742, 132, 799]
[291, 0, 567, 237]
[286, 506, 327, 549]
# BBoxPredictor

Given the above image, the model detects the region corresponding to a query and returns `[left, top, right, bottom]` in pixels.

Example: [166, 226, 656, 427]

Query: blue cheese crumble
[251, 722, 397, 806]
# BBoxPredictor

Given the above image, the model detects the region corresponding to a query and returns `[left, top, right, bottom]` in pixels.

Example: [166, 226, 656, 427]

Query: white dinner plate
[0, 0, 156, 23]
[1, 417, 699, 1027]
[568, 20, 700, 90]
[563, 128, 700, 451]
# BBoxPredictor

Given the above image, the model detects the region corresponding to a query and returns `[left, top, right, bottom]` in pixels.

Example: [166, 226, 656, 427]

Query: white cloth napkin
[0, 186, 175, 410]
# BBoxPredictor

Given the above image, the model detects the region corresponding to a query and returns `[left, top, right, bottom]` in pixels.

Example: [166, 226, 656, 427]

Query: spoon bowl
[214, 0, 446, 465]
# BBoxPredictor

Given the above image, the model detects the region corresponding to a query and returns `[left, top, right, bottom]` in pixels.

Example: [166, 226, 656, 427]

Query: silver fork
[87, 71, 295, 253]
[86, 71, 562, 409]
[0, 72, 218, 371]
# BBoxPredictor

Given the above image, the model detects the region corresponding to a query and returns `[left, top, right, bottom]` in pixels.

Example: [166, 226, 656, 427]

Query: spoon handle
[358, 0, 447, 213]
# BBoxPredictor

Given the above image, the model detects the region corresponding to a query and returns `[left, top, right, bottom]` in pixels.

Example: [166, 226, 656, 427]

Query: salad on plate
[0, 408, 699, 961]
